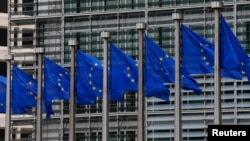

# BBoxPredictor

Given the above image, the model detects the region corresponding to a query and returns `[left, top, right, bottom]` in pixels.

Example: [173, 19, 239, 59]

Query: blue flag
[220, 15, 243, 80]
[76, 50, 102, 105]
[12, 65, 53, 118]
[44, 57, 70, 101]
[0, 75, 28, 114]
[181, 23, 243, 80]
[44, 57, 70, 118]
[0, 75, 6, 113]
[110, 43, 138, 101]
[12, 65, 37, 113]
[145, 36, 171, 101]
[145, 35, 202, 98]
[181, 24, 214, 75]
[220, 15, 250, 82]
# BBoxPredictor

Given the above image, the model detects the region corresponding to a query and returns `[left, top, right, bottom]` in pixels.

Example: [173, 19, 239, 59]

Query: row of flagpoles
[3, 1, 250, 141]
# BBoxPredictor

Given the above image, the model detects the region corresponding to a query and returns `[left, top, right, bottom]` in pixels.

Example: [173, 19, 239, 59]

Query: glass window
[105, 0, 117, 11]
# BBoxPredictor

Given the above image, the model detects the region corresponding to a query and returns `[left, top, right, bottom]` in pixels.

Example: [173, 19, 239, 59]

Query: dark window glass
[0, 0, 7, 13]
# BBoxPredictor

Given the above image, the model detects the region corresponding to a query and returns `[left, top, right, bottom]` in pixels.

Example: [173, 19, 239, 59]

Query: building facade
[0, 0, 8, 140]
[6, 0, 250, 141]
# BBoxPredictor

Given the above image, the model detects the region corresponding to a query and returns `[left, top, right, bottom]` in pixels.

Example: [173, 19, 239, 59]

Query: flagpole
[136, 22, 146, 141]
[4, 54, 13, 141]
[211, 1, 223, 125]
[101, 31, 110, 141]
[69, 39, 78, 141]
[172, 12, 183, 141]
[5, 0, 13, 140]
[35, 47, 44, 141]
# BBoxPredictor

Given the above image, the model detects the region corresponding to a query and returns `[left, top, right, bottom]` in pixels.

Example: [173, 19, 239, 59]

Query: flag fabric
[44, 57, 70, 118]
[12, 65, 37, 113]
[0, 75, 6, 113]
[110, 43, 138, 101]
[145, 35, 171, 101]
[12, 65, 53, 117]
[220, 15, 250, 82]
[181, 24, 214, 75]
[0, 75, 28, 114]
[220, 15, 243, 80]
[145, 35, 202, 99]
[44, 57, 70, 101]
[181, 23, 243, 80]
[76, 50, 102, 105]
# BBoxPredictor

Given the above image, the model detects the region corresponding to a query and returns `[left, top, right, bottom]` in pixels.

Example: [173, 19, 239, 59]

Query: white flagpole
[172, 12, 183, 141]
[35, 47, 44, 141]
[69, 39, 78, 141]
[211, 1, 223, 125]
[4, 54, 13, 141]
[136, 22, 146, 141]
[5, 0, 13, 140]
[101, 31, 110, 141]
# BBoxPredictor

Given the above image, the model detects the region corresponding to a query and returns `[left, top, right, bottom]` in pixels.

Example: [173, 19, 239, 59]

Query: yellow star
[200, 49, 204, 53]
[29, 92, 33, 95]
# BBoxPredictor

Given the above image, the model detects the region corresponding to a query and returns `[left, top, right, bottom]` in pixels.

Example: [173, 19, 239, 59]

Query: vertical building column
[211, 1, 223, 125]
[15, 127, 21, 139]
[35, 47, 44, 141]
[136, 22, 146, 141]
[17, 0, 23, 13]
[17, 27, 22, 48]
[172, 12, 183, 141]
[101, 31, 110, 141]
[69, 38, 78, 141]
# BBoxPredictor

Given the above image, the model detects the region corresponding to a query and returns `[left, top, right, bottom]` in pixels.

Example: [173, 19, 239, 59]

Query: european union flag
[12, 65, 37, 113]
[44, 57, 70, 101]
[181, 23, 242, 80]
[181, 24, 214, 75]
[44, 57, 70, 118]
[110, 43, 138, 101]
[145, 36, 171, 101]
[0, 75, 28, 114]
[76, 50, 102, 105]
[220, 15, 243, 80]
[0, 75, 6, 113]
[220, 15, 249, 81]
[145, 35, 202, 98]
